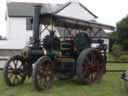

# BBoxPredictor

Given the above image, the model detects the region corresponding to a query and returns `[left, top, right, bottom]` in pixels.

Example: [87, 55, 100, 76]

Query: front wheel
[3, 55, 26, 86]
[32, 56, 54, 91]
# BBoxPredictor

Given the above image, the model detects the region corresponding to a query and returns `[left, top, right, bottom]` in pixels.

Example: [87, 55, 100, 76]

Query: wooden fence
[0, 57, 128, 72]
[106, 61, 128, 72]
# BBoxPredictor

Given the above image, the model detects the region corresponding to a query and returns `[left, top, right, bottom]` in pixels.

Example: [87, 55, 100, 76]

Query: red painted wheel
[32, 56, 54, 91]
[77, 48, 105, 84]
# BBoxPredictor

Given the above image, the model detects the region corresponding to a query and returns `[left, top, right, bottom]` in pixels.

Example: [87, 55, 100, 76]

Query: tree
[108, 32, 118, 51]
[116, 15, 128, 50]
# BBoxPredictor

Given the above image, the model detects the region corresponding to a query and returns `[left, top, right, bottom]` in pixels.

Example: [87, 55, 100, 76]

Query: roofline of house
[0, 39, 7, 40]
[0, 49, 22, 51]
[55, 1, 98, 18]
[79, 3, 98, 18]
[54, 2, 71, 14]
[7, 1, 97, 19]
[7, 2, 71, 17]
[8, 15, 32, 17]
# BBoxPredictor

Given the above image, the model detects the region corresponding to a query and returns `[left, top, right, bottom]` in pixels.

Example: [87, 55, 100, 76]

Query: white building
[0, 0, 111, 56]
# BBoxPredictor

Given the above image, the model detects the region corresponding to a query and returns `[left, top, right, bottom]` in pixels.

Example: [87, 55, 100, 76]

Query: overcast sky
[0, 0, 128, 36]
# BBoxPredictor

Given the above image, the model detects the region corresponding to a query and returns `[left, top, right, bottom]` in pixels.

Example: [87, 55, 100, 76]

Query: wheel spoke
[19, 63, 23, 69]
[15, 75, 19, 83]
[15, 60, 18, 65]
[13, 60, 17, 68]
[18, 72, 24, 78]
[7, 68, 13, 73]
[8, 73, 14, 79]
[12, 75, 16, 84]
[8, 64, 13, 70]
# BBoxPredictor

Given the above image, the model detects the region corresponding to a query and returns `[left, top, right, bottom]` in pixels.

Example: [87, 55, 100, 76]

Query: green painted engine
[74, 32, 91, 55]
[55, 32, 92, 79]
[60, 32, 91, 57]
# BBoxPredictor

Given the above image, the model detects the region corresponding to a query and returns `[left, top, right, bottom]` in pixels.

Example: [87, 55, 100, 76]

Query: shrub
[107, 53, 115, 61]
[111, 44, 122, 59]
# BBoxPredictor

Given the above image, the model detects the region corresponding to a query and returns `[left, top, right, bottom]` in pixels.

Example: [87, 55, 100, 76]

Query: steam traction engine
[3, 6, 114, 91]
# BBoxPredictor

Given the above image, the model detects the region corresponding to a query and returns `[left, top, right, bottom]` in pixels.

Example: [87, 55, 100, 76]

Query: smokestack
[33, 5, 41, 47]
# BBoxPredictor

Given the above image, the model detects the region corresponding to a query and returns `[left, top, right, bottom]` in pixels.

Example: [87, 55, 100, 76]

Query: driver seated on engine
[43, 28, 60, 56]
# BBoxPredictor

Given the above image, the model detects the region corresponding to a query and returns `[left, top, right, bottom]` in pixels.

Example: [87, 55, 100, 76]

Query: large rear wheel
[32, 56, 54, 91]
[77, 48, 105, 84]
[3, 55, 26, 86]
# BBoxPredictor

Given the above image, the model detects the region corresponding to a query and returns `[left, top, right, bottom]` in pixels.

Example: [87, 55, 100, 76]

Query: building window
[26, 17, 33, 30]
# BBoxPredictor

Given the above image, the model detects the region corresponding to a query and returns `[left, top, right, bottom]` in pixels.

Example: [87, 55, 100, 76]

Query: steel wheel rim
[36, 60, 53, 90]
[6, 58, 25, 86]
[82, 50, 104, 84]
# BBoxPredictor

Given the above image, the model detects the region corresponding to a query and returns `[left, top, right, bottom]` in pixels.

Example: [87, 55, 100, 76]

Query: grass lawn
[0, 63, 128, 96]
